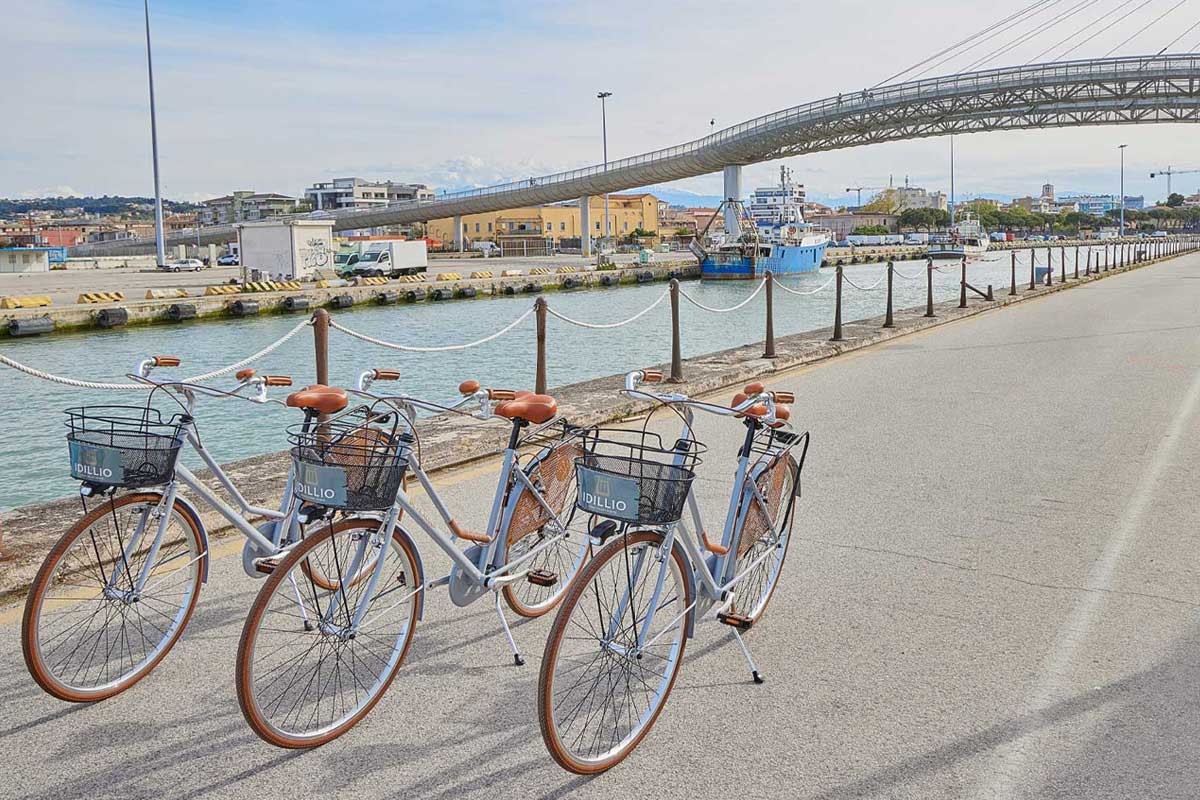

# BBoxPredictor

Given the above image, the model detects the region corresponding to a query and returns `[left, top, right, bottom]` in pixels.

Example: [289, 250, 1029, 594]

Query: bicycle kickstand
[731, 628, 764, 684]
[494, 592, 525, 666]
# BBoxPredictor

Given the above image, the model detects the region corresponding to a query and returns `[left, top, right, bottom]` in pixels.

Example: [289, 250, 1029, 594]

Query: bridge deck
[4, 254, 1200, 798]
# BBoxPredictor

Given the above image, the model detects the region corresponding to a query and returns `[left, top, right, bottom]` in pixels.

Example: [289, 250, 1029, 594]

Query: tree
[898, 207, 934, 231]
[1167, 192, 1186, 207]
[929, 209, 951, 229]
[862, 189, 902, 214]
[851, 225, 890, 235]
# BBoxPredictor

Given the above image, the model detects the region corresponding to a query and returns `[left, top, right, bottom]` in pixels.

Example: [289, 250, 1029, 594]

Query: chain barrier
[773, 274, 836, 296]
[544, 288, 669, 329]
[842, 271, 887, 291]
[891, 265, 925, 280]
[0, 318, 312, 391]
[329, 306, 534, 352]
[677, 278, 766, 313]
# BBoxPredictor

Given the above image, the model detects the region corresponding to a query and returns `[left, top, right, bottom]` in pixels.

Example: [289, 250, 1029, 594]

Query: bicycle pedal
[717, 611, 754, 631]
[253, 556, 281, 575]
[526, 568, 558, 587]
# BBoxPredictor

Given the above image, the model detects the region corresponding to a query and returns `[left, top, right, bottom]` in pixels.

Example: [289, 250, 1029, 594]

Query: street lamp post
[598, 91, 612, 251]
[143, 0, 166, 267]
[1118, 144, 1128, 236]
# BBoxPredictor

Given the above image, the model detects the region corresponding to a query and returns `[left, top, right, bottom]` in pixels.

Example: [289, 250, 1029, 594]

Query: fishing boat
[928, 213, 989, 260]
[692, 167, 831, 279]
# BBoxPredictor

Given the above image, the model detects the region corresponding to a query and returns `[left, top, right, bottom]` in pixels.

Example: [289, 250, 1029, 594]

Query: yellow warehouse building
[428, 194, 658, 244]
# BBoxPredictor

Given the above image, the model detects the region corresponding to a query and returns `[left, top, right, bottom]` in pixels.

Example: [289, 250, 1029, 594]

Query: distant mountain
[0, 195, 197, 217]
[642, 186, 725, 208]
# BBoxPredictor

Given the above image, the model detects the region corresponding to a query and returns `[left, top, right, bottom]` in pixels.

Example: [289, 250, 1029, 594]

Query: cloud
[16, 186, 82, 199]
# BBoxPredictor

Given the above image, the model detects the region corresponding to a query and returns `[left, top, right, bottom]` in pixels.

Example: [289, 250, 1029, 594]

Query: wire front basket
[288, 415, 410, 511]
[573, 428, 703, 527]
[64, 406, 188, 489]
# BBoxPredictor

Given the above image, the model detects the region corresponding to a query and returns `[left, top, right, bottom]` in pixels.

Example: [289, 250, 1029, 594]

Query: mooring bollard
[1010, 251, 1017, 296]
[762, 271, 777, 358]
[959, 257, 967, 308]
[883, 261, 895, 328]
[312, 308, 330, 385]
[831, 265, 844, 341]
[924, 258, 935, 318]
[669, 279, 685, 377]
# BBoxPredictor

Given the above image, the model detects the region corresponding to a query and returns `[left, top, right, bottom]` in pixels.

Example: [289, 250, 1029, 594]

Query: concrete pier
[723, 164, 742, 236]
[580, 196, 592, 256]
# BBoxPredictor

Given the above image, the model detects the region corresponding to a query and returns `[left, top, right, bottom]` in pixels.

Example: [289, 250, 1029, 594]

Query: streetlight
[598, 91, 612, 249]
[143, 0, 167, 267]
[1118, 144, 1128, 236]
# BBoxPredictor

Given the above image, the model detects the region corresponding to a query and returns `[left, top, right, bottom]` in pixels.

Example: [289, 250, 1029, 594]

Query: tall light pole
[143, 0, 166, 267]
[1118, 143, 1128, 236]
[949, 135, 956, 225]
[598, 91, 612, 248]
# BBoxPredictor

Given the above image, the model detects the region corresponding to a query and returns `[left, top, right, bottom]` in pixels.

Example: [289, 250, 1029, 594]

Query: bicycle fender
[394, 524, 427, 620]
[672, 537, 699, 639]
[170, 494, 210, 585]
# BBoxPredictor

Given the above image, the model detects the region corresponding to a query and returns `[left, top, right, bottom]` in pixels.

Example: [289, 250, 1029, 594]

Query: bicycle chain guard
[448, 544, 488, 607]
[241, 520, 279, 578]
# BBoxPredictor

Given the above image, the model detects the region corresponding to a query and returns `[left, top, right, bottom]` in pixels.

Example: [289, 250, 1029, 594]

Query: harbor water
[1, 248, 1103, 508]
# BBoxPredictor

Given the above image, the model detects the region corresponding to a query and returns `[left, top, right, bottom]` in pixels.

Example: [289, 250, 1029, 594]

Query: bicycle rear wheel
[22, 492, 204, 702]
[236, 516, 420, 748]
[538, 529, 691, 774]
[729, 453, 798, 622]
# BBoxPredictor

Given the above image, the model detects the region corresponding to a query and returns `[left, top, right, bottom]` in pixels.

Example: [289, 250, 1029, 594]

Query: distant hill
[0, 196, 198, 217]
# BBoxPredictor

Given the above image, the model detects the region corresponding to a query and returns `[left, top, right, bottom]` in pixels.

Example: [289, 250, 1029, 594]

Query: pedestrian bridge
[73, 53, 1200, 256]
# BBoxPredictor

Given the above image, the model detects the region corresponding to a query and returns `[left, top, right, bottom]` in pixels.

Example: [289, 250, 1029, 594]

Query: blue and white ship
[693, 167, 831, 280]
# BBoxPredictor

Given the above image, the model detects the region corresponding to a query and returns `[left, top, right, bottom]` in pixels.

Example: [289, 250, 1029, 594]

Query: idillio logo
[75, 462, 114, 479]
[298, 482, 337, 501]
[581, 490, 628, 513]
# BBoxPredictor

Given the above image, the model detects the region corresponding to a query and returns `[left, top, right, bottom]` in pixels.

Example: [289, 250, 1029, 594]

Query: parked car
[159, 258, 205, 272]
[216, 253, 239, 266]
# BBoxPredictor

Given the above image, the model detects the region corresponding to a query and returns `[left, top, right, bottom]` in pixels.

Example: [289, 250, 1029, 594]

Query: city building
[198, 192, 303, 225]
[304, 178, 435, 211]
[809, 211, 899, 238]
[427, 194, 658, 245]
[891, 185, 948, 211]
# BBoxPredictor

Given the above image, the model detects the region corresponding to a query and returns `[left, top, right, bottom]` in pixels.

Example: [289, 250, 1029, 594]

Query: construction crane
[1149, 167, 1200, 196]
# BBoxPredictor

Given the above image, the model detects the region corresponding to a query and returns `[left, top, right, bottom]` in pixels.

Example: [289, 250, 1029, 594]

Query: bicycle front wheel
[22, 492, 205, 702]
[538, 529, 692, 774]
[236, 516, 420, 748]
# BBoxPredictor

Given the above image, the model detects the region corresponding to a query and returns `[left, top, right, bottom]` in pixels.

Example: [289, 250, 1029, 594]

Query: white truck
[343, 239, 428, 277]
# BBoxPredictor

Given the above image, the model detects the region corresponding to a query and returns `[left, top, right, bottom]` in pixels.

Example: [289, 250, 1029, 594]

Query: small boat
[928, 213, 989, 260]
[692, 168, 831, 280]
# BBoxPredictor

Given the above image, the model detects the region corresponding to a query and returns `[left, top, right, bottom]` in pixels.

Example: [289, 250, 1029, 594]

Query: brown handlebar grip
[642, 369, 664, 383]
[488, 388, 517, 401]
[771, 391, 795, 404]
[153, 356, 181, 367]
[235, 368, 256, 382]
[264, 375, 293, 387]
[373, 369, 401, 381]
[458, 379, 481, 395]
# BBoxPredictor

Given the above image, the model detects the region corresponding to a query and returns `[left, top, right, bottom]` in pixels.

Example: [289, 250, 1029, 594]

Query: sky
[4, 0, 1200, 206]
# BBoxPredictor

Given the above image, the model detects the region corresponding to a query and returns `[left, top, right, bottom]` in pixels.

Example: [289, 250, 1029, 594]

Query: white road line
[978, 356, 1200, 799]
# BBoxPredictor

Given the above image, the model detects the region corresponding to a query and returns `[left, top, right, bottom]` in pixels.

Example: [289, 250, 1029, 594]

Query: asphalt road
[4, 254, 1200, 799]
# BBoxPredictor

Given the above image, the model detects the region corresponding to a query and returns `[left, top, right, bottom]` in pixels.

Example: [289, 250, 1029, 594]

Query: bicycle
[21, 355, 315, 702]
[536, 368, 810, 773]
[235, 370, 593, 748]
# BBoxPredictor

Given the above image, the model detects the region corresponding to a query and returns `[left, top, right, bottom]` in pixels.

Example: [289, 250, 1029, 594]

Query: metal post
[763, 271, 778, 356]
[1046, 246, 1053, 286]
[959, 256, 967, 308]
[1029, 248, 1036, 289]
[883, 261, 895, 328]
[1074, 246, 1079, 279]
[1085, 248, 1091, 275]
[143, 0, 166, 268]
[312, 308, 330, 385]
[669, 279, 685, 378]
[535, 297, 547, 394]
[832, 265, 844, 341]
[924, 258, 935, 318]
[1060, 247, 1066, 283]
[598, 91, 612, 248]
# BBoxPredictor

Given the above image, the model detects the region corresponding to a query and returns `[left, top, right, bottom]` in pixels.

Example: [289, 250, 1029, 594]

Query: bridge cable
[1103, 0, 1190, 56]
[1057, 0, 1158, 58]
[962, 0, 1108, 73]
[906, 0, 1072, 81]
[1156, 15, 1200, 51]
[870, 0, 1057, 87]
[1027, 0, 1143, 62]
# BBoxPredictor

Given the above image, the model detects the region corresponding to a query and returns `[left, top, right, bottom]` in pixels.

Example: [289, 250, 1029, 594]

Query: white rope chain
[891, 265, 925, 280]
[545, 289, 669, 329]
[677, 278, 765, 313]
[329, 305, 534, 352]
[842, 271, 887, 291]
[773, 275, 836, 296]
[0, 318, 312, 391]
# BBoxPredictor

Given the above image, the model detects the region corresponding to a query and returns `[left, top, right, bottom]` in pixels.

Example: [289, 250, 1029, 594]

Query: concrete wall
[61, 255, 159, 270]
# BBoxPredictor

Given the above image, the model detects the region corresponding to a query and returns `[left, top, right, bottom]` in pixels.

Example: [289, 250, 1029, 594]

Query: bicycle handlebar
[623, 369, 790, 427]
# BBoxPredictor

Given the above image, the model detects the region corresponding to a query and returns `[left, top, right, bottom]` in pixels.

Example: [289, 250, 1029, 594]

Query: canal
[1, 249, 1101, 508]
